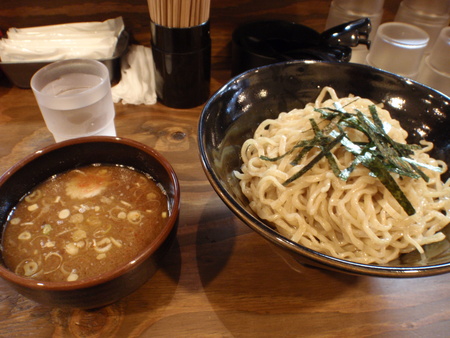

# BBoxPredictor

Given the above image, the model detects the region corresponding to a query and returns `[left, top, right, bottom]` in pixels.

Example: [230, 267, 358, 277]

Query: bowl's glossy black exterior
[198, 60, 450, 278]
[0, 136, 180, 308]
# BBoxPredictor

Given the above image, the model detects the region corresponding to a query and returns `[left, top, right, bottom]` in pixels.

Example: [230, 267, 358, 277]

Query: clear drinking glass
[366, 22, 429, 79]
[417, 27, 450, 96]
[31, 59, 116, 142]
[395, 0, 450, 53]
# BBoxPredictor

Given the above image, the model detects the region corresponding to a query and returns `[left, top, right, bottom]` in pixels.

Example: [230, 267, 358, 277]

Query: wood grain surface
[1, 0, 449, 337]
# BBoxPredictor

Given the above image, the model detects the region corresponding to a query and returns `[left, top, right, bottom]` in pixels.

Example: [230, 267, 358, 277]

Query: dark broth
[1, 164, 168, 282]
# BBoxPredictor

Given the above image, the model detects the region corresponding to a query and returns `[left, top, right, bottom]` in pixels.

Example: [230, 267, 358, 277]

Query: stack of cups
[366, 22, 429, 79]
[417, 27, 450, 96]
[395, 0, 450, 54]
[325, 0, 385, 63]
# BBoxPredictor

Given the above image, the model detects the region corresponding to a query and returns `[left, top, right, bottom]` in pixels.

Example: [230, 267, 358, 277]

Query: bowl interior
[0, 136, 180, 288]
[199, 60, 450, 277]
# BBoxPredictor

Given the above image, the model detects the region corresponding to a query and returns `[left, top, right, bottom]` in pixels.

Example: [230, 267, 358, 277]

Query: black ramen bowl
[0, 136, 180, 308]
[198, 60, 450, 278]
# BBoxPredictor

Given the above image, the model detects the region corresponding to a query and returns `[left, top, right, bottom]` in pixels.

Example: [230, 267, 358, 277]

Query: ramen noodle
[235, 87, 450, 264]
[1, 164, 168, 282]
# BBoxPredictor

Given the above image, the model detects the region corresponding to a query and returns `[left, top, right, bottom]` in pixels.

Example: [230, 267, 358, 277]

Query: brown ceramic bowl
[0, 136, 180, 308]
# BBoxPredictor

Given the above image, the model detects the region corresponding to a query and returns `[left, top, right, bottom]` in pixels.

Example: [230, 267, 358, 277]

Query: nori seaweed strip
[367, 105, 430, 181]
[381, 162, 422, 178]
[368, 104, 385, 129]
[367, 105, 418, 154]
[316, 107, 367, 135]
[340, 136, 416, 215]
[260, 139, 314, 162]
[368, 105, 422, 156]
[355, 110, 419, 177]
[361, 154, 416, 216]
[310, 118, 342, 177]
[283, 132, 345, 186]
[325, 150, 342, 177]
[314, 108, 338, 120]
[260, 99, 442, 215]
[290, 146, 313, 165]
[402, 157, 443, 173]
[339, 136, 370, 180]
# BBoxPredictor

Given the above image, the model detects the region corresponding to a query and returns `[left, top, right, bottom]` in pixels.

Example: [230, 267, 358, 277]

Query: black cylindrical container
[151, 20, 211, 109]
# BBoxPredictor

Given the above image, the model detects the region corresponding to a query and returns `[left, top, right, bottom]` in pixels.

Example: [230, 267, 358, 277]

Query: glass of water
[31, 59, 116, 142]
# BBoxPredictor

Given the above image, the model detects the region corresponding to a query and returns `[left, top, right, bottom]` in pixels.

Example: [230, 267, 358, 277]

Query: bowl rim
[198, 60, 450, 278]
[0, 135, 181, 290]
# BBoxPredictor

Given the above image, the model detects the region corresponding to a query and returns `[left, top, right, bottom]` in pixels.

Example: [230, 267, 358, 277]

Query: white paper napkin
[0, 17, 124, 62]
[111, 44, 157, 105]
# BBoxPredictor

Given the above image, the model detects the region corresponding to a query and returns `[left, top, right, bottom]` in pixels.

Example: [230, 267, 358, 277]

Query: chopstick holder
[150, 20, 211, 108]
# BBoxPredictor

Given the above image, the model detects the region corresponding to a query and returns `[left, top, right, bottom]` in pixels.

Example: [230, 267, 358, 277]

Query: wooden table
[1, 0, 449, 336]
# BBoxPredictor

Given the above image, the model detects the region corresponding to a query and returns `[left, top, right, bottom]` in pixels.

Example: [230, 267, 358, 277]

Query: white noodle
[235, 87, 450, 264]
